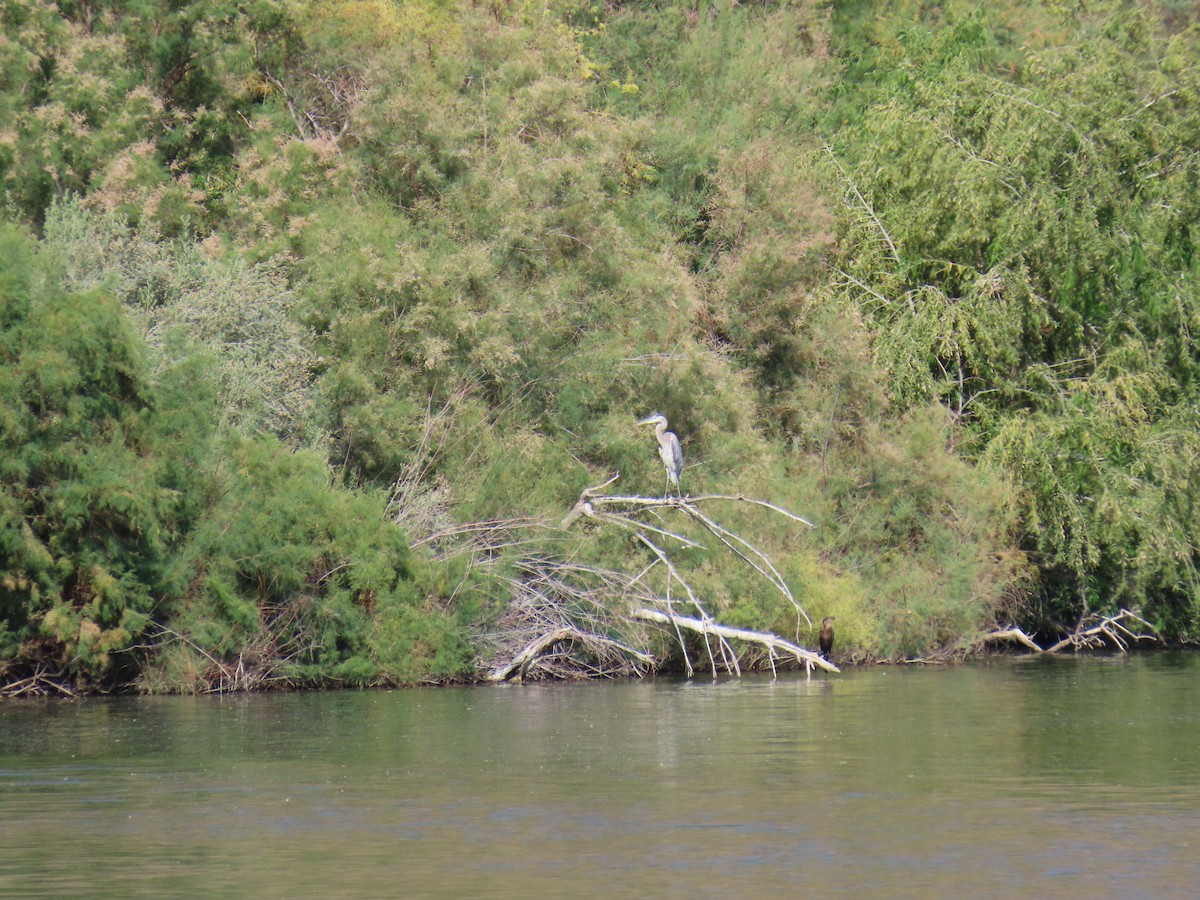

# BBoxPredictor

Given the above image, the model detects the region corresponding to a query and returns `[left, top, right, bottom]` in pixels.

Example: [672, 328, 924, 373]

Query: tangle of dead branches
[482, 474, 837, 680]
[976, 608, 1159, 656]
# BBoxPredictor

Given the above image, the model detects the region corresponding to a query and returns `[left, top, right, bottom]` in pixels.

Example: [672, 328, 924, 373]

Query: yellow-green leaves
[828, 2, 1200, 629]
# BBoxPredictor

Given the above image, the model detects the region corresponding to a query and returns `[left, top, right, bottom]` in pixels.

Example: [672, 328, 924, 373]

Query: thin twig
[824, 147, 901, 263]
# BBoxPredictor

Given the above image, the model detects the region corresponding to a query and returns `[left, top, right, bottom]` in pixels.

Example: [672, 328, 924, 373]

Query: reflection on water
[2, 654, 1199, 897]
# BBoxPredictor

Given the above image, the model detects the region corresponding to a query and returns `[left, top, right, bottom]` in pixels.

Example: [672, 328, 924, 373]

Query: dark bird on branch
[819, 616, 836, 659]
[638, 413, 683, 497]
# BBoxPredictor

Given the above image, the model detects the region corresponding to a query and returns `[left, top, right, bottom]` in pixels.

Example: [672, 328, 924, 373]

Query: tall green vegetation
[0, 223, 475, 688]
[0, 224, 171, 679]
[827, 1, 1200, 635]
[44, 198, 319, 445]
[3, 0, 1197, 690]
[582, 2, 1022, 656]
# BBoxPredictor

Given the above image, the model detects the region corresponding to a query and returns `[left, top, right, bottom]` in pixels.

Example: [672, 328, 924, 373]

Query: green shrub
[0, 224, 171, 681]
[43, 198, 320, 445]
[826, 2, 1200, 629]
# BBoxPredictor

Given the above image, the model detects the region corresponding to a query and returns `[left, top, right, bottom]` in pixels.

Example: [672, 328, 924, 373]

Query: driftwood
[478, 557, 664, 681]
[0, 666, 78, 699]
[978, 608, 1158, 655]
[563, 476, 815, 629]
[631, 609, 840, 674]
[481, 472, 831, 680]
[978, 627, 1045, 653]
[536, 474, 829, 678]
[487, 627, 655, 682]
[390, 397, 831, 681]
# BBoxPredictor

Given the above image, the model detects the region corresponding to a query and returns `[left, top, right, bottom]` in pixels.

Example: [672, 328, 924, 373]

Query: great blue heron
[638, 413, 683, 497]
[819, 616, 836, 659]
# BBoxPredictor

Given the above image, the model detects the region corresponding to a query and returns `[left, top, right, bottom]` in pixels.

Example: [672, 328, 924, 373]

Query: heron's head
[821, 616, 836, 627]
[637, 413, 667, 427]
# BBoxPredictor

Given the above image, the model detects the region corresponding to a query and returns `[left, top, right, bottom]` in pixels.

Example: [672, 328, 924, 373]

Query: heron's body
[638, 414, 683, 496]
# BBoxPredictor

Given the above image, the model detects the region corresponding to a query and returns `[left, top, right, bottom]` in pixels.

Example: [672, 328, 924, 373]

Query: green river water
[2, 653, 1198, 897]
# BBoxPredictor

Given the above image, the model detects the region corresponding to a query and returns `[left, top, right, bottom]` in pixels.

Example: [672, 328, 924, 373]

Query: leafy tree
[43, 198, 320, 445]
[0, 218, 472, 689]
[827, 4, 1200, 633]
[0, 223, 178, 681]
[151, 434, 474, 691]
[0, 1, 159, 224]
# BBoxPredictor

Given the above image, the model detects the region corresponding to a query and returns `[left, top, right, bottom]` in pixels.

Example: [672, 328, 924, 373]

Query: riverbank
[4, 2, 1200, 694]
[1, 608, 1169, 698]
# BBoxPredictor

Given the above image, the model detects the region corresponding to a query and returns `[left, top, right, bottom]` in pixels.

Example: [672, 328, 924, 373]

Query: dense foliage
[827, 0, 1200, 638]
[1, 0, 1197, 690]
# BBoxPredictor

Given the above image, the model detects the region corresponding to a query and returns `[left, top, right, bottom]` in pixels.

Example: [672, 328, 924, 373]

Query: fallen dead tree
[388, 396, 833, 682]
[562, 474, 814, 628]
[0, 665, 79, 699]
[479, 474, 832, 680]
[487, 626, 655, 682]
[631, 609, 839, 675]
[977, 608, 1158, 655]
[478, 557, 664, 681]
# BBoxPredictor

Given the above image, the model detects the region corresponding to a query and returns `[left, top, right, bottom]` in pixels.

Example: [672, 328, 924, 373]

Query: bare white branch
[977, 609, 1157, 656]
[487, 627, 654, 682]
[631, 609, 839, 674]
